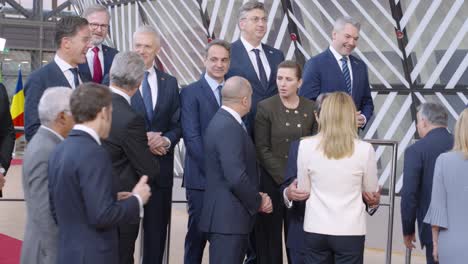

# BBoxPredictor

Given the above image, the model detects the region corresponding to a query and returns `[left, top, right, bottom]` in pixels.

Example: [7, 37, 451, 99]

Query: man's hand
[132, 175, 151, 204]
[363, 186, 382, 207]
[286, 179, 310, 202]
[0, 173, 5, 190]
[117, 192, 133, 201]
[150, 146, 167, 156]
[403, 233, 416, 250]
[258, 192, 273, 214]
[356, 111, 366, 127]
[147, 132, 169, 156]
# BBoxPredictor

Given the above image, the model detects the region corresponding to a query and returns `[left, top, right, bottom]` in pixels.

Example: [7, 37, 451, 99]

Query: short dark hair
[55, 16, 89, 48]
[278, 60, 302, 80]
[70, 82, 112, 124]
[204, 39, 231, 58]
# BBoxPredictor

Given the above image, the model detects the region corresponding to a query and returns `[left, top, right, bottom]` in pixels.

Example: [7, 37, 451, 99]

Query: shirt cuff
[360, 114, 367, 127]
[283, 188, 293, 208]
[132, 194, 144, 218]
[163, 136, 171, 150]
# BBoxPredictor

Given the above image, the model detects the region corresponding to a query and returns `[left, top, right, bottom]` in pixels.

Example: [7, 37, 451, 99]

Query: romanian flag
[10, 68, 24, 139]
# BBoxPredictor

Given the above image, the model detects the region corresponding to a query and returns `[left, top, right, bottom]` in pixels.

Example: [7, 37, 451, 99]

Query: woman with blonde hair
[424, 108, 468, 263]
[298, 92, 378, 264]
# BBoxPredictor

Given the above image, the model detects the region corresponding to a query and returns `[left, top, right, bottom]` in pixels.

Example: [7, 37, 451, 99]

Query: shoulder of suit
[181, 79, 203, 94]
[102, 44, 119, 54]
[262, 43, 283, 56]
[349, 54, 366, 66]
[156, 69, 177, 81]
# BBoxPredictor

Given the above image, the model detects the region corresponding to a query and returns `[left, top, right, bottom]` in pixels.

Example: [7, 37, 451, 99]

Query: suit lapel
[50, 61, 73, 88]
[325, 48, 347, 92]
[350, 56, 360, 99]
[263, 44, 277, 92]
[153, 68, 165, 119]
[77, 60, 92, 83]
[102, 45, 113, 74]
[235, 40, 262, 88]
[200, 78, 221, 108]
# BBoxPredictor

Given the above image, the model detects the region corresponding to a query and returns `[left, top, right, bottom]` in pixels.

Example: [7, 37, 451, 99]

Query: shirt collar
[87, 43, 103, 54]
[241, 36, 264, 53]
[146, 64, 156, 75]
[40, 125, 64, 141]
[204, 73, 224, 93]
[109, 86, 131, 105]
[73, 124, 101, 145]
[54, 54, 75, 73]
[329, 45, 348, 62]
[221, 105, 243, 125]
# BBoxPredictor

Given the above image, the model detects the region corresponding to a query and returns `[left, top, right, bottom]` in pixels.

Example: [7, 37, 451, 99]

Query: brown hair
[55, 16, 89, 48]
[70, 83, 112, 124]
[278, 60, 302, 80]
[453, 108, 468, 159]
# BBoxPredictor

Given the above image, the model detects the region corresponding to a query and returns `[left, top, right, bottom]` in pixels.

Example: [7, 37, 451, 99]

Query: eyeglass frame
[89, 23, 109, 30]
[241, 16, 268, 24]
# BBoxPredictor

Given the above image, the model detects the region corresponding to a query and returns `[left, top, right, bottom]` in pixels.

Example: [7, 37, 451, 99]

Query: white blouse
[297, 136, 378, 236]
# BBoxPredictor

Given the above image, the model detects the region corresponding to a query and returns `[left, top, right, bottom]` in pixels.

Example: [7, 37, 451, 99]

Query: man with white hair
[20, 87, 75, 264]
[79, 4, 119, 84]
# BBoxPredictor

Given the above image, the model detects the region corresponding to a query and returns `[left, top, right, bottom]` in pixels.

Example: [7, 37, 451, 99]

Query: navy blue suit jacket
[48, 130, 140, 264]
[131, 68, 181, 188]
[199, 108, 262, 234]
[401, 127, 453, 247]
[226, 39, 284, 137]
[299, 48, 374, 122]
[180, 77, 220, 190]
[78, 44, 118, 84]
[24, 61, 72, 141]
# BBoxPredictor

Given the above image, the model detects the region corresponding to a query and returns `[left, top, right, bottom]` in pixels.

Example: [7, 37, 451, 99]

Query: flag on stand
[10, 67, 24, 139]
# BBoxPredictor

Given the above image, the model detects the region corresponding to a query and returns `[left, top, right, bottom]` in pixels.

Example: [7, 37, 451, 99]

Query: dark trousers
[289, 248, 306, 264]
[208, 233, 249, 264]
[304, 232, 364, 264]
[424, 243, 437, 264]
[118, 222, 140, 264]
[184, 189, 207, 264]
[142, 187, 172, 264]
[255, 169, 286, 264]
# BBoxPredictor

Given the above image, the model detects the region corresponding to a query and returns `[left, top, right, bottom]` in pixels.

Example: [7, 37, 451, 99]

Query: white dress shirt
[204, 73, 224, 105]
[221, 105, 243, 125]
[240, 37, 271, 81]
[297, 136, 378, 236]
[85, 44, 105, 77]
[138, 65, 158, 109]
[41, 125, 64, 141]
[329, 45, 353, 85]
[54, 54, 82, 89]
[110, 86, 131, 105]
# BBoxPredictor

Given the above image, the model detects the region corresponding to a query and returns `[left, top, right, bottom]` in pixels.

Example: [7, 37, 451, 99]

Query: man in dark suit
[299, 16, 374, 128]
[200, 76, 272, 264]
[401, 102, 453, 264]
[79, 4, 119, 84]
[226, 1, 285, 137]
[131, 25, 182, 264]
[24, 16, 92, 141]
[0, 83, 15, 194]
[48, 83, 151, 264]
[102, 52, 160, 264]
[181, 39, 231, 264]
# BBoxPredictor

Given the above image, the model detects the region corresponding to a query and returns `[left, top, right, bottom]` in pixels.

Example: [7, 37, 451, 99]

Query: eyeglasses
[242, 16, 268, 24]
[89, 23, 109, 30]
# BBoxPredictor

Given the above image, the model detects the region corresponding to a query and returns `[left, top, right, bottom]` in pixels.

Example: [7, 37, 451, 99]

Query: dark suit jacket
[24, 61, 71, 141]
[48, 129, 140, 264]
[401, 127, 453, 247]
[180, 77, 220, 190]
[103, 93, 160, 191]
[131, 68, 181, 188]
[299, 48, 374, 123]
[0, 83, 15, 172]
[226, 39, 284, 137]
[78, 44, 118, 84]
[200, 108, 262, 234]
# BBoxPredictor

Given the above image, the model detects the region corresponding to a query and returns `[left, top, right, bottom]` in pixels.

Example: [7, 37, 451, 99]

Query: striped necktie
[340, 56, 352, 95]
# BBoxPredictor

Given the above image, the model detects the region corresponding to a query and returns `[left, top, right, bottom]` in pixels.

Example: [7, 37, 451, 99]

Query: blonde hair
[453, 108, 468, 158]
[318, 92, 358, 159]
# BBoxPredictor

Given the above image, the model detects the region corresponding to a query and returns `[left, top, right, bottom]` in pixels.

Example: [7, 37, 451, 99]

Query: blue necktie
[69, 68, 80, 88]
[340, 56, 352, 95]
[142, 71, 153, 122]
[252, 49, 268, 89]
[217, 85, 222, 106]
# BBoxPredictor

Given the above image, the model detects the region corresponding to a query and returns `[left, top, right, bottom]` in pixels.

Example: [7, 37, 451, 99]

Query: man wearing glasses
[79, 4, 118, 84]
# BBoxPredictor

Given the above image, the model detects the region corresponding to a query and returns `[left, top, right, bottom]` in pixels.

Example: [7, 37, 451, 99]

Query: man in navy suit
[299, 16, 374, 128]
[226, 1, 284, 138]
[79, 4, 119, 84]
[48, 83, 151, 264]
[24, 16, 92, 141]
[200, 76, 272, 264]
[401, 102, 453, 264]
[181, 39, 231, 264]
[131, 25, 182, 264]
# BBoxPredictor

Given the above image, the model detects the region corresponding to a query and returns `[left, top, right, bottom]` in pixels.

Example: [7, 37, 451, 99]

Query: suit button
[297, 124, 301, 127]
[285, 138, 289, 142]
[285, 155, 288, 158]
[285, 122, 290, 126]
[285, 109, 290, 113]
[294, 110, 299, 114]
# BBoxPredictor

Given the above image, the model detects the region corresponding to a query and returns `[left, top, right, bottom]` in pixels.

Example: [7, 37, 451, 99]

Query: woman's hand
[433, 242, 438, 262]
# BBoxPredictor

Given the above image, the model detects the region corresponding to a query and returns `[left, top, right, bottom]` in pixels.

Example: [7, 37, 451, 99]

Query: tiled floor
[0, 164, 427, 263]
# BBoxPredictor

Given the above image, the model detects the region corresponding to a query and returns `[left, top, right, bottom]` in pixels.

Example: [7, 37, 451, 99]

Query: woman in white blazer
[297, 92, 378, 264]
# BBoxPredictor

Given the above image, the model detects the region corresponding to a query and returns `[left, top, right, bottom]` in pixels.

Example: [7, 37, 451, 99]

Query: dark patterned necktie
[340, 56, 352, 95]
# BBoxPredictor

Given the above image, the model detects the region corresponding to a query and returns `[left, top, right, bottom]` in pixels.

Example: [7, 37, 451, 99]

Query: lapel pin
[161, 77, 165, 80]
[269, 50, 273, 54]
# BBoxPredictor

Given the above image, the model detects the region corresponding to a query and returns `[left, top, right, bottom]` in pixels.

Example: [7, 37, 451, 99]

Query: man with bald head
[200, 76, 272, 264]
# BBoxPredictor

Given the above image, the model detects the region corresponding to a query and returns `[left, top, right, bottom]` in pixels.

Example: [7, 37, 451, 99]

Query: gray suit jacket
[20, 126, 62, 264]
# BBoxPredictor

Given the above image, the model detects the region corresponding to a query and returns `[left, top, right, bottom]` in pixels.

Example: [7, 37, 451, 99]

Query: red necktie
[92, 46, 103, 83]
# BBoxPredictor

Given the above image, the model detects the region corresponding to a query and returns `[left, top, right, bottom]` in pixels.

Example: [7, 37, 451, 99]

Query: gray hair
[238, 1, 268, 22]
[333, 16, 361, 32]
[82, 4, 110, 21]
[418, 102, 448, 127]
[204, 39, 231, 58]
[110, 51, 146, 91]
[38, 87, 73, 127]
[133, 25, 161, 47]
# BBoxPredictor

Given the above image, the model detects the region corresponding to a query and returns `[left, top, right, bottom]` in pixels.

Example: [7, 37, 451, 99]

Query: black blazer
[131, 68, 181, 188]
[24, 61, 71, 141]
[0, 83, 15, 172]
[102, 93, 160, 191]
[78, 44, 119, 84]
[199, 108, 261, 235]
